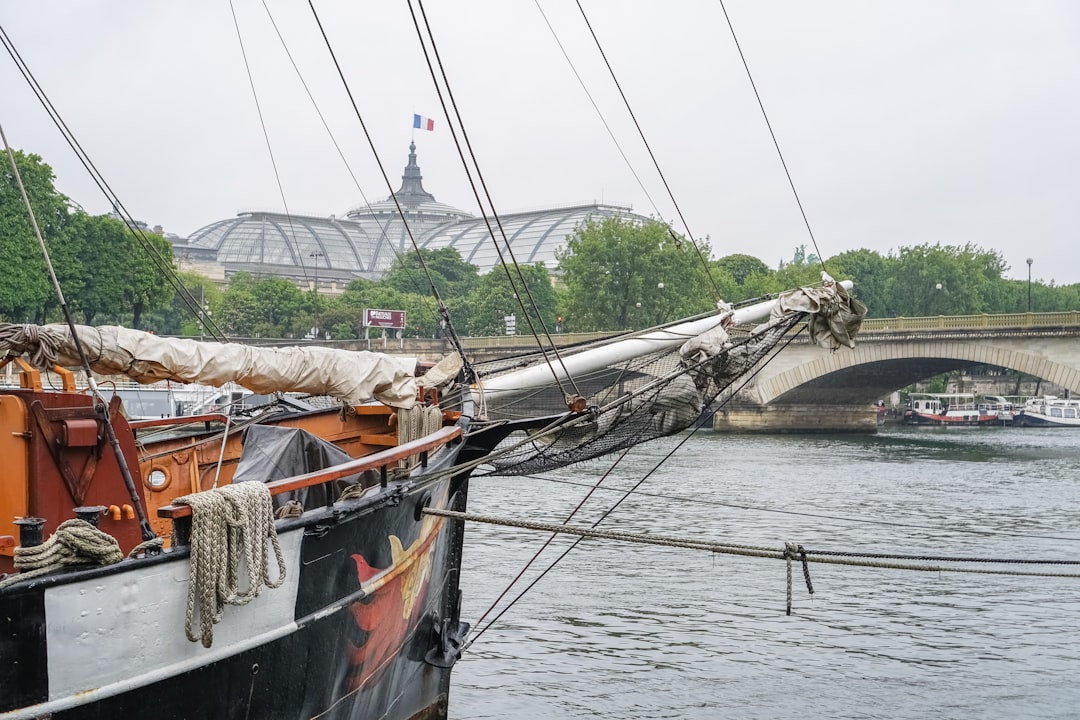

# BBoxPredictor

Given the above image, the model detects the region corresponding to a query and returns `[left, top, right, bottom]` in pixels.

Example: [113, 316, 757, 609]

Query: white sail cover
[0, 324, 418, 409]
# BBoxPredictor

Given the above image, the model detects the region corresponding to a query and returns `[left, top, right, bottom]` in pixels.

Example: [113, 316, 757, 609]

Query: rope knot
[783, 541, 813, 615]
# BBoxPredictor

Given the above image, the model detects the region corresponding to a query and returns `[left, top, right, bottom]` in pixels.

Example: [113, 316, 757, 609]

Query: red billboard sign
[364, 308, 406, 329]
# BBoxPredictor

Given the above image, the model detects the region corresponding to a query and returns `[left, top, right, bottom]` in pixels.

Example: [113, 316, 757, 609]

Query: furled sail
[472, 279, 865, 475]
[0, 323, 419, 408]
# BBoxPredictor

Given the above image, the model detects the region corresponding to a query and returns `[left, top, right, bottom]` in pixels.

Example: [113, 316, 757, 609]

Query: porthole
[145, 468, 170, 491]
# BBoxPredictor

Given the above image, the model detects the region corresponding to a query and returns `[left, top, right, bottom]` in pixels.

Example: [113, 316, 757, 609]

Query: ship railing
[157, 425, 462, 543]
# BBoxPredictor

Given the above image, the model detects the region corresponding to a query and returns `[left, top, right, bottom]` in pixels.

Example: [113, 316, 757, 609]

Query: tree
[141, 271, 220, 337]
[824, 248, 894, 317]
[557, 217, 715, 331]
[61, 214, 176, 328]
[0, 150, 74, 321]
[382, 247, 478, 299]
[125, 228, 178, 330]
[215, 273, 308, 338]
[714, 253, 770, 286]
[883, 243, 1006, 317]
[465, 263, 557, 336]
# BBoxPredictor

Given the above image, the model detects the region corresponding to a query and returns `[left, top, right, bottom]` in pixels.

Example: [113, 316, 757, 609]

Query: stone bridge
[712, 311, 1080, 432]
[290, 311, 1080, 433]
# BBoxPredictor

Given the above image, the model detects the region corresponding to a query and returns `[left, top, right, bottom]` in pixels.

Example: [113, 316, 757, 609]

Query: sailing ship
[0, 7, 867, 719]
[0, 280, 863, 720]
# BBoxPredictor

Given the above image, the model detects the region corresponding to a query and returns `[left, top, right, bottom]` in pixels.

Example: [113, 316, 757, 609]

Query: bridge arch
[715, 314, 1080, 432]
[754, 339, 1079, 407]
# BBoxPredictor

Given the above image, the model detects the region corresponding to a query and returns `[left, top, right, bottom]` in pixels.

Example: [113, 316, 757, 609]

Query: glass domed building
[179, 143, 645, 292]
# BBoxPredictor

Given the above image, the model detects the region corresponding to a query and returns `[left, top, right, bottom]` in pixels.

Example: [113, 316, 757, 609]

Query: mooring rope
[423, 509, 1080, 580]
[0, 519, 123, 590]
[174, 481, 286, 648]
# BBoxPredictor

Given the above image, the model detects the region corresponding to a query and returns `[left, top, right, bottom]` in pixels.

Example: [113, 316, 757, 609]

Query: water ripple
[453, 427, 1080, 719]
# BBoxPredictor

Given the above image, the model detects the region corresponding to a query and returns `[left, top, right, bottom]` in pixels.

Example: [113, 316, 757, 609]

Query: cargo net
[472, 310, 806, 476]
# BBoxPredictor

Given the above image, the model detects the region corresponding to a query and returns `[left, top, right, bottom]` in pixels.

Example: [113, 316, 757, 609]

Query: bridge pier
[712, 403, 879, 434]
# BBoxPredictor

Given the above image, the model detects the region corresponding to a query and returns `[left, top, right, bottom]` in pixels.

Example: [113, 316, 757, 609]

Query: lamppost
[310, 250, 324, 292]
[199, 285, 211, 342]
[1026, 258, 1033, 313]
[310, 250, 324, 339]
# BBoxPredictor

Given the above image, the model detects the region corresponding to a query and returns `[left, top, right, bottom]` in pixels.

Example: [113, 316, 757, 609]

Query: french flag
[413, 114, 435, 131]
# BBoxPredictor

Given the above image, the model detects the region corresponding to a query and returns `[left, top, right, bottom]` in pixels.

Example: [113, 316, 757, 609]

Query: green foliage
[714, 253, 770, 286]
[141, 271, 219, 336]
[1, 149, 176, 327]
[824, 249, 892, 317]
[337, 279, 442, 339]
[126, 228, 177, 330]
[557, 217, 715, 331]
[63, 214, 176, 328]
[215, 273, 308, 338]
[382, 247, 478, 298]
[465, 263, 557, 336]
[0, 150, 73, 321]
[6, 145, 1079, 338]
[879, 243, 1006, 317]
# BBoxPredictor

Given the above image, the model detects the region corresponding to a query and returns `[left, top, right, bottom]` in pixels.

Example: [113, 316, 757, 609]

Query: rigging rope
[0, 25, 227, 341]
[425, 508, 1080, 578]
[716, 0, 829, 276]
[306, 0, 475, 381]
[174, 481, 286, 648]
[255, 0, 425, 309]
[409, 0, 583, 400]
[571, 0, 723, 300]
[229, 0, 311, 287]
[463, 324, 810, 647]
[509, 474, 1080, 544]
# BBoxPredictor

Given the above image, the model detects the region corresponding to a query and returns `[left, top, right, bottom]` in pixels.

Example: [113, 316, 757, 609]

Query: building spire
[391, 141, 435, 206]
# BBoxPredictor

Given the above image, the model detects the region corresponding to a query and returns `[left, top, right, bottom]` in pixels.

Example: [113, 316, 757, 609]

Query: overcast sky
[3, 1, 1079, 285]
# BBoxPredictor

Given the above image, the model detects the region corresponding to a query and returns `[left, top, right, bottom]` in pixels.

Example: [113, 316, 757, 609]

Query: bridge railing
[459, 311, 1080, 346]
[155, 311, 1080, 357]
[859, 311, 1080, 332]
[459, 330, 620, 349]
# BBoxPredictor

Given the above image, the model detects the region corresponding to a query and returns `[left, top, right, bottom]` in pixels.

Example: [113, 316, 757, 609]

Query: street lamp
[309, 250, 324, 292]
[1026, 258, 1033, 313]
[309, 250, 325, 340]
[199, 285, 211, 342]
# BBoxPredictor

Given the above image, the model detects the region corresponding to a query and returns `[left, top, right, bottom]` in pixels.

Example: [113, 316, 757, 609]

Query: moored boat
[0, 5, 870, 714]
[1015, 395, 1080, 427]
[0, 327, 479, 720]
[903, 392, 1014, 426]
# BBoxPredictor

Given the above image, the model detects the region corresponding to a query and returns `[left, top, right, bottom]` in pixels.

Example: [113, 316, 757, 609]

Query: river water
[450, 425, 1080, 719]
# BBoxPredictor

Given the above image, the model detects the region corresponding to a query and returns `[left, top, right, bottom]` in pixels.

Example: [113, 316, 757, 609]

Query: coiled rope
[0, 322, 61, 368]
[174, 481, 286, 648]
[0, 519, 123, 590]
[396, 405, 444, 470]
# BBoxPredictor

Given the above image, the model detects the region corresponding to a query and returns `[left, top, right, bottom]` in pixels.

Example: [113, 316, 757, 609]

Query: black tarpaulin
[233, 424, 375, 510]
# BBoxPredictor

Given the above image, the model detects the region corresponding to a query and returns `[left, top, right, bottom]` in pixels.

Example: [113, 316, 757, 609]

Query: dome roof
[186, 211, 380, 277]
[421, 203, 636, 271]
[183, 143, 646, 283]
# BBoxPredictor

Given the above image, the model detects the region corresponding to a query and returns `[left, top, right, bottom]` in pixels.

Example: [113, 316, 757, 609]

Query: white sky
[2, 1, 1078, 284]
